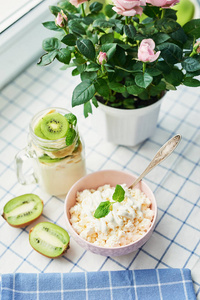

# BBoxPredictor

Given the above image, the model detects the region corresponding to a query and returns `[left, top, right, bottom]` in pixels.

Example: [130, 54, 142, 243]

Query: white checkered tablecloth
[0, 61, 199, 298]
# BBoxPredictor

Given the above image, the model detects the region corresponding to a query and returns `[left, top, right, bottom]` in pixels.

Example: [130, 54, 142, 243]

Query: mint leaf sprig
[94, 185, 125, 219]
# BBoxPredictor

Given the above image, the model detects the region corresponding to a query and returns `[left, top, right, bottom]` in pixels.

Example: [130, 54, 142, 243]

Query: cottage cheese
[70, 184, 154, 247]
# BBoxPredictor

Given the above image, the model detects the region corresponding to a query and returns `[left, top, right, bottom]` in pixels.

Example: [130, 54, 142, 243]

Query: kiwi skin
[2, 212, 43, 228]
[2, 194, 43, 228]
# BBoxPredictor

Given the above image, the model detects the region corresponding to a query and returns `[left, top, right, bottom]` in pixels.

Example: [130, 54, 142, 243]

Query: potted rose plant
[38, 0, 200, 146]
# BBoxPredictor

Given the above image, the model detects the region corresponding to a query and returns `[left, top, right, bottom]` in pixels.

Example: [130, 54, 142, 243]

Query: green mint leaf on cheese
[112, 184, 125, 202]
[94, 201, 111, 219]
[66, 128, 76, 146]
[64, 113, 77, 126]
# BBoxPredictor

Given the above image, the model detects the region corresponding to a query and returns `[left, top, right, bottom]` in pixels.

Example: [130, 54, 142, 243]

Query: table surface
[0, 61, 199, 298]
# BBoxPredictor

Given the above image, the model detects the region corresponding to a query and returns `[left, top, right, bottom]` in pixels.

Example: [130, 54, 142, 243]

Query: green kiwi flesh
[2, 194, 43, 227]
[39, 154, 64, 163]
[29, 222, 70, 258]
[34, 120, 48, 139]
[40, 113, 69, 140]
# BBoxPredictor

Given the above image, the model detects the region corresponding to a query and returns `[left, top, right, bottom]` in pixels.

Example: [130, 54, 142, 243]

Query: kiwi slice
[40, 112, 69, 140]
[29, 222, 70, 258]
[39, 154, 64, 163]
[2, 194, 43, 228]
[34, 119, 48, 139]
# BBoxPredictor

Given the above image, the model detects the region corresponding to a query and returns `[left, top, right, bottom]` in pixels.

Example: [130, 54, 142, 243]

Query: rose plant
[39, 0, 200, 117]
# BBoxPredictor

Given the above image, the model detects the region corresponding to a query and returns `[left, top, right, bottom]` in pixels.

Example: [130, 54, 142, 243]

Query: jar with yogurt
[15, 107, 86, 196]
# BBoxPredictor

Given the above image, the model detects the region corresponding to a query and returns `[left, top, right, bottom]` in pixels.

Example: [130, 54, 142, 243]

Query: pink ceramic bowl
[64, 170, 157, 256]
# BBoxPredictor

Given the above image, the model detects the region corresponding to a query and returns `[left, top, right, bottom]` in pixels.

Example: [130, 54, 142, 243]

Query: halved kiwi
[40, 112, 69, 140]
[2, 194, 43, 228]
[29, 222, 70, 258]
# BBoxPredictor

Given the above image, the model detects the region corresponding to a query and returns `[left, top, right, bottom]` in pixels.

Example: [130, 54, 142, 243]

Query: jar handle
[15, 147, 38, 185]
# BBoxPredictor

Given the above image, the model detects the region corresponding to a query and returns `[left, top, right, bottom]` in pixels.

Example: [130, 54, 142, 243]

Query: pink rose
[112, 0, 146, 16]
[70, 0, 88, 7]
[138, 39, 160, 62]
[55, 10, 68, 27]
[146, 0, 179, 8]
[98, 52, 107, 65]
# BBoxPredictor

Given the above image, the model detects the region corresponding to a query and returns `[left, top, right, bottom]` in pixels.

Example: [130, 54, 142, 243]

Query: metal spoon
[129, 134, 182, 189]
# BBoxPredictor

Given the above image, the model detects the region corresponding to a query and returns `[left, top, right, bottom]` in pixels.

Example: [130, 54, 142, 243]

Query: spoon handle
[129, 134, 182, 189]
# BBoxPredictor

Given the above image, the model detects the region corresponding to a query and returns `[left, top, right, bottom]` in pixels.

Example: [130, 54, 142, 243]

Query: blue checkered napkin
[0, 269, 196, 300]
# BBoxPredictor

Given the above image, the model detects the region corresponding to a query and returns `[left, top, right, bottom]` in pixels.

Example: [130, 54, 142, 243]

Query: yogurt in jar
[28, 107, 86, 196]
[70, 184, 154, 247]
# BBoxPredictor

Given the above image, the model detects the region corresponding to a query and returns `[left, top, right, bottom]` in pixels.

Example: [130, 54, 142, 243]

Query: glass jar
[15, 107, 86, 196]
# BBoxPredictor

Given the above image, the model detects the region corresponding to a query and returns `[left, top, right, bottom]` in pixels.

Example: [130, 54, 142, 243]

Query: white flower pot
[90, 97, 163, 146]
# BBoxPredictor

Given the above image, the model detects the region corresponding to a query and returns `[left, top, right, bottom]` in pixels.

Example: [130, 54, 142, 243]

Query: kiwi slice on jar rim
[2, 194, 43, 228]
[40, 112, 69, 140]
[34, 119, 48, 139]
[29, 222, 70, 258]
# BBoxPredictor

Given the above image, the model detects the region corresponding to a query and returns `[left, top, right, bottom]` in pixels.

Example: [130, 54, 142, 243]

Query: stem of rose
[81, 3, 86, 17]
[143, 63, 146, 73]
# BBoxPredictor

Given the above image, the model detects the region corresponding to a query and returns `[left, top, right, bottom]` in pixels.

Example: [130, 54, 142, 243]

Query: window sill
[0, 0, 56, 90]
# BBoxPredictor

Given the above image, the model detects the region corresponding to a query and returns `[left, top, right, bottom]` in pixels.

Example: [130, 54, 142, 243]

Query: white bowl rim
[64, 169, 157, 251]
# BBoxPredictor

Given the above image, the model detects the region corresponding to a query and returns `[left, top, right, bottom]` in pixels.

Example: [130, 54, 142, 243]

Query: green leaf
[94, 201, 111, 219]
[183, 19, 200, 39]
[84, 101, 92, 118]
[164, 8, 177, 20]
[94, 79, 110, 98]
[57, 1, 78, 13]
[112, 185, 125, 203]
[152, 33, 170, 44]
[182, 57, 200, 72]
[146, 68, 162, 76]
[42, 37, 61, 52]
[135, 73, 153, 88]
[92, 97, 99, 108]
[64, 113, 77, 126]
[143, 5, 161, 18]
[56, 48, 71, 64]
[72, 80, 96, 107]
[149, 81, 166, 96]
[81, 71, 97, 81]
[89, 1, 103, 13]
[62, 34, 77, 46]
[170, 27, 187, 44]
[66, 128, 76, 146]
[164, 69, 184, 86]
[104, 4, 115, 18]
[76, 39, 95, 60]
[183, 77, 200, 87]
[86, 63, 100, 72]
[42, 21, 62, 31]
[157, 42, 182, 64]
[72, 68, 79, 76]
[156, 18, 181, 33]
[100, 33, 114, 44]
[156, 61, 171, 73]
[108, 82, 126, 93]
[127, 84, 144, 95]
[37, 51, 58, 66]
[101, 43, 117, 60]
[73, 57, 87, 65]
[124, 24, 136, 39]
[49, 5, 61, 16]
[93, 19, 114, 28]
[68, 20, 86, 36]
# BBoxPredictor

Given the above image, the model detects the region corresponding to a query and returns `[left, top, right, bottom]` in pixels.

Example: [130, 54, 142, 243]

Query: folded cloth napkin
[0, 268, 196, 300]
